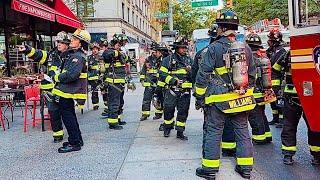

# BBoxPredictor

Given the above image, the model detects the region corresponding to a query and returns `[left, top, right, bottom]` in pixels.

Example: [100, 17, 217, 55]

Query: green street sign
[154, 12, 169, 19]
[191, 0, 218, 8]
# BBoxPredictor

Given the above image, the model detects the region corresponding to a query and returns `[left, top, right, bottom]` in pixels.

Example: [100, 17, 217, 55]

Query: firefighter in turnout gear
[159, 37, 193, 140]
[280, 52, 320, 166]
[195, 10, 256, 179]
[19, 31, 70, 143]
[266, 29, 287, 128]
[246, 33, 276, 145]
[140, 44, 166, 121]
[88, 42, 101, 110]
[100, 37, 109, 117]
[102, 36, 126, 130]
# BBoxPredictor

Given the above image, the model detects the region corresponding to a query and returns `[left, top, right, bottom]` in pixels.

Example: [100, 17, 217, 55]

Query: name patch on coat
[228, 96, 254, 109]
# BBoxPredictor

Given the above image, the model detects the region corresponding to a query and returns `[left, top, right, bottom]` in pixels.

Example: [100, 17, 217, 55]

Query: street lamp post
[168, 0, 173, 31]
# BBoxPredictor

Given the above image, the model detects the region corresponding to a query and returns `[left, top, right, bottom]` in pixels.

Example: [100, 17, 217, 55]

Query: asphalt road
[0, 83, 319, 180]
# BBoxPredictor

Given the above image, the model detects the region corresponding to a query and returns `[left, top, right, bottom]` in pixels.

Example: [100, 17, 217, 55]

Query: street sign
[154, 12, 169, 19]
[191, 0, 218, 8]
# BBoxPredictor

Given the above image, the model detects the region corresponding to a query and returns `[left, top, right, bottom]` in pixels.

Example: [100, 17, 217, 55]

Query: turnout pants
[249, 105, 272, 142]
[119, 90, 125, 120]
[106, 83, 125, 125]
[101, 84, 108, 113]
[89, 80, 99, 107]
[141, 86, 155, 117]
[52, 97, 82, 145]
[202, 105, 253, 171]
[163, 89, 191, 132]
[270, 86, 283, 122]
[222, 120, 236, 154]
[281, 96, 320, 158]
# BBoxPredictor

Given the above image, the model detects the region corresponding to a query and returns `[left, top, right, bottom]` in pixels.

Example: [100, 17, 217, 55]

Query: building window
[76, 0, 94, 17]
[136, 15, 138, 27]
[122, 3, 125, 20]
[127, 8, 130, 22]
[132, 11, 135, 26]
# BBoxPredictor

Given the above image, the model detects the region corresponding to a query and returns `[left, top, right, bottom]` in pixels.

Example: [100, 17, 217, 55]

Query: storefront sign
[12, 0, 55, 21]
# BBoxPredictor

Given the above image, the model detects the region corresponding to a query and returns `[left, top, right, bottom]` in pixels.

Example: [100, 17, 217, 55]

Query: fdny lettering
[229, 97, 253, 109]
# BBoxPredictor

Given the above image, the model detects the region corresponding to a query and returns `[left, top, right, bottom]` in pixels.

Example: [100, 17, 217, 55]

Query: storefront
[0, 0, 83, 76]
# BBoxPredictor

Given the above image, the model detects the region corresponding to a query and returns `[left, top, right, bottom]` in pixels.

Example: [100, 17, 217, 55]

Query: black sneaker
[164, 128, 171, 137]
[311, 157, 320, 166]
[140, 115, 149, 121]
[177, 131, 188, 141]
[283, 155, 294, 165]
[58, 144, 81, 153]
[109, 124, 123, 130]
[63, 141, 84, 147]
[235, 165, 251, 179]
[196, 167, 216, 180]
[53, 136, 63, 143]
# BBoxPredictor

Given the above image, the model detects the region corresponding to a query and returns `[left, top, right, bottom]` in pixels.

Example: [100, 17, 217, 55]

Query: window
[127, 8, 130, 22]
[122, 3, 125, 20]
[76, 0, 94, 17]
[143, 20, 145, 32]
[295, 0, 320, 27]
[133, 11, 135, 26]
[136, 15, 139, 27]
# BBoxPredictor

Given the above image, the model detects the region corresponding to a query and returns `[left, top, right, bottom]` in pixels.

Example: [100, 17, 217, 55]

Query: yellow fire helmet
[72, 29, 91, 44]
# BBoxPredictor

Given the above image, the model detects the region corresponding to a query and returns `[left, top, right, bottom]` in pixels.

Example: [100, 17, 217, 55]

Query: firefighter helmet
[246, 33, 263, 49]
[90, 42, 101, 50]
[100, 36, 108, 47]
[208, 24, 218, 38]
[268, 29, 283, 43]
[72, 29, 91, 44]
[170, 36, 189, 49]
[56, 31, 70, 44]
[216, 10, 239, 30]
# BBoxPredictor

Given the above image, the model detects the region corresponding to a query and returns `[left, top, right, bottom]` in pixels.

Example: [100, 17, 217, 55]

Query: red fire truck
[288, 0, 320, 131]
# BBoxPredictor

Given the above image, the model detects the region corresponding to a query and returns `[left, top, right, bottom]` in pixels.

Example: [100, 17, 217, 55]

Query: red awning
[53, 0, 83, 29]
[11, 0, 83, 29]
[11, 0, 55, 22]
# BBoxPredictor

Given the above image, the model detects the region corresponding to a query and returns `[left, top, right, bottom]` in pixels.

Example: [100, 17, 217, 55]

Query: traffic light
[226, 0, 233, 8]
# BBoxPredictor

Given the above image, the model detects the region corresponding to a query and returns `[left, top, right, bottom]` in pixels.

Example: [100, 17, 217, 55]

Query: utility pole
[168, 0, 173, 31]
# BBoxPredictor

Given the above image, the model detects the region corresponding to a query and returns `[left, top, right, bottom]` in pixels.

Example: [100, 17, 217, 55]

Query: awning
[11, 0, 83, 29]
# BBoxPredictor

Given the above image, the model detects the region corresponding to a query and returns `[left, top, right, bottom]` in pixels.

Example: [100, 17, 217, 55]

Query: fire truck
[288, 0, 320, 132]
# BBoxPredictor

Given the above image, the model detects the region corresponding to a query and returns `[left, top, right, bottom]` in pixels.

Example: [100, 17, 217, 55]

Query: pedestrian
[194, 10, 256, 179]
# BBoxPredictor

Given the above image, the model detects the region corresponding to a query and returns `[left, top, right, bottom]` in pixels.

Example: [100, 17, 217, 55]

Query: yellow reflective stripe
[49, 66, 58, 71]
[54, 74, 60, 82]
[272, 110, 278, 114]
[105, 63, 110, 68]
[155, 109, 163, 113]
[252, 134, 266, 141]
[118, 114, 123, 119]
[160, 66, 169, 73]
[265, 131, 272, 138]
[196, 87, 207, 95]
[176, 121, 186, 127]
[272, 63, 282, 71]
[88, 76, 99, 80]
[310, 146, 320, 152]
[114, 62, 125, 67]
[171, 69, 187, 74]
[79, 73, 88, 79]
[221, 142, 236, 149]
[52, 88, 87, 99]
[181, 82, 192, 88]
[165, 76, 173, 84]
[142, 111, 150, 115]
[143, 82, 151, 87]
[157, 81, 166, 87]
[77, 105, 85, 109]
[202, 159, 220, 168]
[114, 50, 119, 57]
[205, 88, 254, 103]
[140, 75, 146, 79]
[26, 48, 36, 57]
[164, 119, 174, 125]
[284, 85, 297, 94]
[272, 80, 281, 86]
[214, 66, 228, 75]
[53, 130, 64, 137]
[39, 51, 48, 64]
[148, 69, 158, 73]
[40, 83, 54, 89]
[237, 157, 254, 166]
[279, 114, 284, 118]
[282, 145, 297, 151]
[106, 78, 126, 83]
[91, 65, 99, 70]
[108, 118, 118, 124]
[223, 104, 256, 113]
[253, 93, 264, 98]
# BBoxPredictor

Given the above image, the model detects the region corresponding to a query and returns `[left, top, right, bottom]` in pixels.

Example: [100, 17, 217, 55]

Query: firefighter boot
[177, 131, 188, 141]
[119, 119, 127, 125]
[235, 165, 251, 179]
[93, 105, 99, 111]
[311, 157, 320, 166]
[109, 124, 123, 130]
[153, 113, 162, 120]
[196, 167, 217, 180]
[140, 114, 149, 121]
[53, 136, 63, 143]
[283, 155, 294, 165]
[58, 144, 81, 153]
[159, 123, 164, 131]
[63, 140, 84, 147]
[164, 128, 171, 137]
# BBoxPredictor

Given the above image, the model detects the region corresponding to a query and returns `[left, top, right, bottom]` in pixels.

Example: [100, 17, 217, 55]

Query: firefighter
[102, 35, 126, 130]
[194, 10, 256, 179]
[280, 52, 320, 165]
[267, 30, 287, 128]
[19, 31, 70, 143]
[139, 44, 165, 121]
[100, 37, 109, 117]
[159, 37, 193, 140]
[246, 33, 276, 144]
[87, 42, 101, 110]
